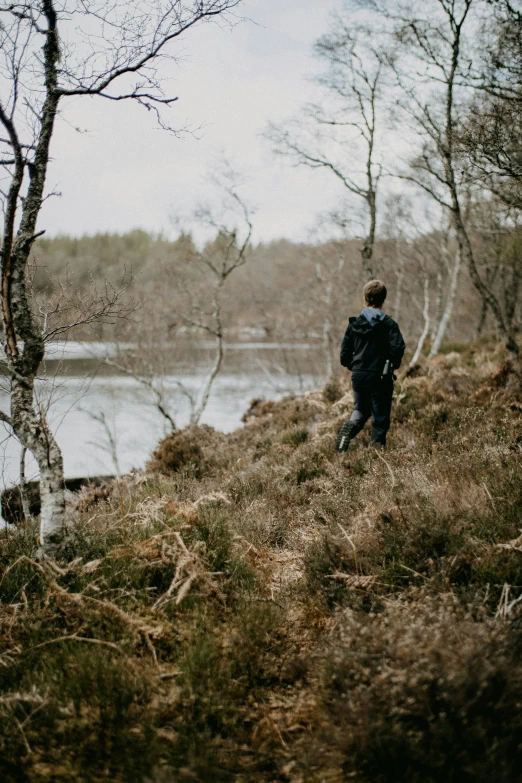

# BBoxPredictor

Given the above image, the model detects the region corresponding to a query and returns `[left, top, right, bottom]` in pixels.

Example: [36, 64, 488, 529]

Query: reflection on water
[0, 359, 322, 493]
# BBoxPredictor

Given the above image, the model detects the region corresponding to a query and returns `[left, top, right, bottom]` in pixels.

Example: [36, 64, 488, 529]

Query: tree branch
[0, 410, 13, 427]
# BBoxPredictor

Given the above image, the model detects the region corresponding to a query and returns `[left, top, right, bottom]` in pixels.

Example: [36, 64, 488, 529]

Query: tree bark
[361, 173, 376, 281]
[430, 271, 443, 341]
[429, 248, 461, 357]
[191, 293, 225, 425]
[1, 1, 67, 554]
[11, 379, 66, 552]
[410, 277, 430, 366]
[1, 0, 244, 557]
[437, 2, 519, 360]
[453, 208, 519, 358]
[322, 279, 335, 379]
[19, 446, 33, 522]
[393, 237, 405, 320]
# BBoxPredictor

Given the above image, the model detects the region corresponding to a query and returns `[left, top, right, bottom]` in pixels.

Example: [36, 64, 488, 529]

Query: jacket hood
[350, 311, 388, 336]
[361, 307, 386, 325]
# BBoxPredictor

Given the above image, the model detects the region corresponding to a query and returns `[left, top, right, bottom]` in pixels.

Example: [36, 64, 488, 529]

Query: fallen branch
[152, 532, 225, 609]
[327, 573, 377, 589]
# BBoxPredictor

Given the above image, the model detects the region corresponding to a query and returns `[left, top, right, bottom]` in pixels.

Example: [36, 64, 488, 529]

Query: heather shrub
[0, 650, 157, 783]
[147, 425, 226, 477]
[280, 425, 309, 447]
[315, 599, 522, 782]
[323, 376, 343, 403]
[148, 429, 203, 475]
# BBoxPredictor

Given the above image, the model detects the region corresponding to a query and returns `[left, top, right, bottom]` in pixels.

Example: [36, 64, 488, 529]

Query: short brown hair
[363, 279, 387, 307]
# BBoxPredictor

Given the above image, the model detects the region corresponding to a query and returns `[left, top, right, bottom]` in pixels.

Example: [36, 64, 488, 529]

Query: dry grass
[2, 341, 522, 781]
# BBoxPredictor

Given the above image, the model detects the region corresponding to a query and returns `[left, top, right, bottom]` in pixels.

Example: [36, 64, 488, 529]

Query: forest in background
[23, 0, 522, 373]
[28, 216, 519, 363]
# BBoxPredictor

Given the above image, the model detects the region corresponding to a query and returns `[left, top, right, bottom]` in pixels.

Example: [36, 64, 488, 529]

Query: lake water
[0, 341, 325, 500]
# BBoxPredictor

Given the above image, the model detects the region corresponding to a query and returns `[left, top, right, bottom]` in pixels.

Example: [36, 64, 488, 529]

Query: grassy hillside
[2, 341, 522, 782]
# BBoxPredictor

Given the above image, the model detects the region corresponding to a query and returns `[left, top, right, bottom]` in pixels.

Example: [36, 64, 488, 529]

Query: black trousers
[349, 375, 394, 446]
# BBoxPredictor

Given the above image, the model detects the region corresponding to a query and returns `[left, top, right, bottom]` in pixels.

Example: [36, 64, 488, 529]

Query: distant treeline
[29, 227, 500, 352]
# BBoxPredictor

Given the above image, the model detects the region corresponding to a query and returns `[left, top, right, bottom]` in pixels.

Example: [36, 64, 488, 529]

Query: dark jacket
[340, 311, 405, 380]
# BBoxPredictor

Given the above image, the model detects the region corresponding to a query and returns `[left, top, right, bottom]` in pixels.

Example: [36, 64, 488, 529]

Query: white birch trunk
[191, 332, 224, 425]
[19, 446, 33, 521]
[11, 378, 66, 553]
[322, 276, 335, 380]
[410, 277, 430, 367]
[430, 271, 443, 341]
[317, 255, 344, 380]
[191, 277, 227, 425]
[428, 247, 461, 358]
[393, 237, 405, 321]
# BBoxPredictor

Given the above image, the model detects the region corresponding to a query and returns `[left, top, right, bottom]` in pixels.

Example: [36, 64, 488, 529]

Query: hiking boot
[335, 420, 357, 452]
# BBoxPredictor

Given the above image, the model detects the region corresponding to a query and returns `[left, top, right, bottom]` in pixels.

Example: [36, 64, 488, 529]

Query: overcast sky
[39, 0, 355, 244]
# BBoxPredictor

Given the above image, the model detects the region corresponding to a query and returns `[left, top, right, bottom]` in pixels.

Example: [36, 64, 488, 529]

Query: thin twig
[375, 450, 397, 488]
[29, 634, 127, 656]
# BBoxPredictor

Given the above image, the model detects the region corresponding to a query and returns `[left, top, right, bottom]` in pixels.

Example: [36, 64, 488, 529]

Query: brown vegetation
[1, 341, 522, 781]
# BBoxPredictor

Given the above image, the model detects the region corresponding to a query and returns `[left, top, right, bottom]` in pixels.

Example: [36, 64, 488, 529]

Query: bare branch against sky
[32, 0, 344, 242]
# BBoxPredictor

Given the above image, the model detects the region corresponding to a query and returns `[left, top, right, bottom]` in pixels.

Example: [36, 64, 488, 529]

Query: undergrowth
[2, 342, 522, 781]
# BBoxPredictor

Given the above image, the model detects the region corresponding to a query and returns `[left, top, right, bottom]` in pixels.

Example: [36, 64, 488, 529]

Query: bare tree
[409, 276, 431, 367]
[369, 0, 520, 358]
[101, 349, 179, 432]
[181, 179, 253, 424]
[469, 198, 522, 337]
[381, 194, 414, 321]
[0, 0, 242, 556]
[84, 406, 122, 479]
[104, 171, 253, 431]
[454, 1, 522, 219]
[314, 249, 346, 379]
[446, 1, 522, 337]
[427, 224, 461, 357]
[267, 19, 388, 280]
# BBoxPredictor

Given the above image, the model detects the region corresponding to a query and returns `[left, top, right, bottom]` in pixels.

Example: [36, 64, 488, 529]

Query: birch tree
[314, 249, 346, 379]
[0, 0, 242, 557]
[103, 172, 253, 430]
[177, 179, 253, 425]
[267, 19, 389, 280]
[469, 199, 522, 337]
[381, 195, 413, 321]
[428, 239, 461, 357]
[409, 276, 431, 367]
[363, 0, 520, 358]
[461, 0, 522, 211]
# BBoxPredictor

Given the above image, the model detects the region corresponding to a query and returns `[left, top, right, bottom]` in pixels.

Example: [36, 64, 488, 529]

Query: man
[336, 279, 405, 451]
